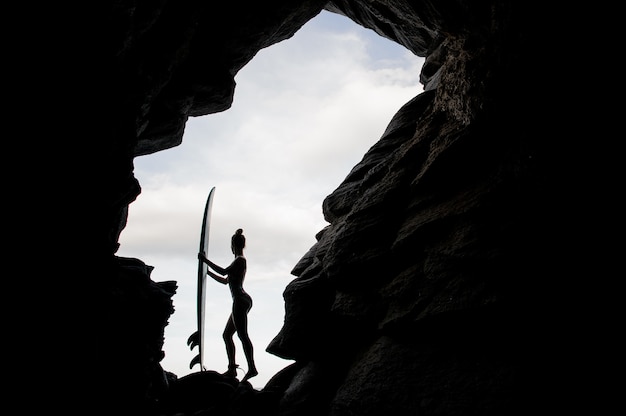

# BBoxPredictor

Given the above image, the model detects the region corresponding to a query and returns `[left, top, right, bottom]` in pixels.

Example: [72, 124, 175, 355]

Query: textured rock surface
[36, 1, 597, 415]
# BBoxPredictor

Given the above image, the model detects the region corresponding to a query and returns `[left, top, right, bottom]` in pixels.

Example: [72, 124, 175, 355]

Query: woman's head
[231, 228, 246, 254]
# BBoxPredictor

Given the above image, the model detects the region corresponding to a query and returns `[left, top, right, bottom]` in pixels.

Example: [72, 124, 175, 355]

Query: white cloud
[117, 10, 424, 388]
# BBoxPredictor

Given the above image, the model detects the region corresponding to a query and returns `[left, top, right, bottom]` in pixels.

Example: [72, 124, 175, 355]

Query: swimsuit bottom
[233, 292, 252, 313]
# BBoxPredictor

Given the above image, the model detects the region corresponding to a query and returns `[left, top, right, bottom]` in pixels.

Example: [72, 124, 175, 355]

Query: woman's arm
[198, 252, 227, 275]
[207, 269, 228, 285]
[207, 259, 227, 275]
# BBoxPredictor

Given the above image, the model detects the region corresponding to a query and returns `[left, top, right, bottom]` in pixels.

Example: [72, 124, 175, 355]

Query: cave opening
[117, 10, 425, 389]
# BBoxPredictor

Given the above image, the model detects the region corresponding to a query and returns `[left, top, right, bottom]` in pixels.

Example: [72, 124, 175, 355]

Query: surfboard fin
[189, 354, 201, 370]
[187, 331, 199, 349]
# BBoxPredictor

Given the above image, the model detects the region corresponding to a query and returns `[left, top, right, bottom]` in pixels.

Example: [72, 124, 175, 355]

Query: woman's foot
[242, 367, 258, 382]
[222, 364, 239, 378]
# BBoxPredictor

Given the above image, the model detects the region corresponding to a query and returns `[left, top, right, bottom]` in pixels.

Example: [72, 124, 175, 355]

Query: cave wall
[52, 1, 588, 415]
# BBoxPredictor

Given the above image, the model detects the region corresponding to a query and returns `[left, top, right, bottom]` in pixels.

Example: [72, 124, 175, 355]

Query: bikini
[229, 256, 252, 312]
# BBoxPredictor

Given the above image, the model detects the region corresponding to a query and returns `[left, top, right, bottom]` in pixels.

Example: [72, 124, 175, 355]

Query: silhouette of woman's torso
[226, 256, 249, 302]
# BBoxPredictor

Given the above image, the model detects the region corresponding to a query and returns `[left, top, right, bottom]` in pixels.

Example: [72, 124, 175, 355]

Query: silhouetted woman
[198, 228, 258, 382]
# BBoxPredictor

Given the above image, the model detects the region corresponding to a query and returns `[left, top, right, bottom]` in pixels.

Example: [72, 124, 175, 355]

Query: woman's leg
[222, 314, 237, 376]
[233, 299, 257, 381]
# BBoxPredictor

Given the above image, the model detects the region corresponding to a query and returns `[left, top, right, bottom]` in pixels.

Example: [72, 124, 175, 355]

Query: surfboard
[187, 186, 216, 370]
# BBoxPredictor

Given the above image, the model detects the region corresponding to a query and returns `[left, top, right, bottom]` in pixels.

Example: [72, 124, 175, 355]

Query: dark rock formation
[29, 1, 600, 415]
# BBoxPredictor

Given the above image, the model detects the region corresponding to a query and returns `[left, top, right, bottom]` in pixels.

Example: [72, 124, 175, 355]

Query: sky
[117, 10, 425, 389]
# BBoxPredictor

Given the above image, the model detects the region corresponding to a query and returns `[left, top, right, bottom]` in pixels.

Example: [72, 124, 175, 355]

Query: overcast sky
[117, 10, 425, 388]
